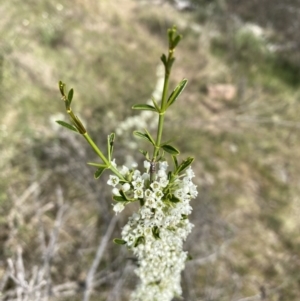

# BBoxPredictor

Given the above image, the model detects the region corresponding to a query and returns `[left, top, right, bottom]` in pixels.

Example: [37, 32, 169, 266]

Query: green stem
[83, 133, 125, 180]
[153, 52, 173, 160]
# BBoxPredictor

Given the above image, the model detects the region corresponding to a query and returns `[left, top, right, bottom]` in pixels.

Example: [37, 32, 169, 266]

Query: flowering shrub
[56, 26, 197, 301]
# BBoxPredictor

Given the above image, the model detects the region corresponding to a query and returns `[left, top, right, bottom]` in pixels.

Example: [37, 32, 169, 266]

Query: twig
[83, 215, 118, 301]
[0, 268, 9, 292]
[42, 185, 68, 298]
[106, 263, 130, 301]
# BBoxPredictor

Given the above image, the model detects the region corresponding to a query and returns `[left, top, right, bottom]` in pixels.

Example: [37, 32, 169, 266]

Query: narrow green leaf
[172, 34, 182, 49]
[172, 155, 179, 169]
[160, 54, 167, 66]
[134, 236, 145, 247]
[56, 120, 78, 133]
[139, 198, 145, 207]
[161, 144, 180, 155]
[170, 196, 180, 203]
[132, 104, 157, 112]
[58, 81, 65, 96]
[113, 238, 126, 245]
[113, 195, 127, 202]
[151, 96, 160, 112]
[167, 57, 175, 70]
[67, 88, 74, 104]
[133, 131, 151, 143]
[139, 149, 149, 159]
[176, 157, 194, 174]
[152, 226, 160, 239]
[167, 79, 188, 108]
[133, 131, 154, 146]
[87, 162, 107, 168]
[94, 166, 106, 179]
[119, 190, 129, 201]
[144, 128, 156, 146]
[168, 27, 175, 44]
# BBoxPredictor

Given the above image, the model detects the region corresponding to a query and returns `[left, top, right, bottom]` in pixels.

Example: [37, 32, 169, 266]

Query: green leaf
[172, 155, 179, 169]
[132, 104, 157, 112]
[119, 190, 130, 201]
[133, 131, 151, 143]
[134, 236, 145, 247]
[167, 57, 175, 70]
[87, 162, 107, 168]
[139, 149, 149, 159]
[170, 196, 180, 203]
[94, 166, 107, 179]
[172, 34, 182, 49]
[113, 238, 126, 245]
[161, 144, 180, 155]
[56, 120, 78, 133]
[58, 81, 65, 96]
[67, 88, 74, 104]
[113, 195, 127, 202]
[160, 53, 167, 66]
[151, 96, 160, 112]
[167, 78, 188, 108]
[168, 27, 175, 44]
[152, 226, 160, 239]
[176, 157, 194, 174]
[144, 128, 156, 146]
[133, 131, 155, 146]
[139, 198, 145, 207]
[186, 253, 193, 261]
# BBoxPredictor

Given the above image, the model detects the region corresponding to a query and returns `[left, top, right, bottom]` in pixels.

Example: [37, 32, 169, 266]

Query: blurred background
[1, 0, 300, 300]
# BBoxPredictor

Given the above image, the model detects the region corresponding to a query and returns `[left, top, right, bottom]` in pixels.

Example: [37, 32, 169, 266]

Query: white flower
[145, 197, 156, 208]
[119, 165, 129, 176]
[153, 189, 163, 200]
[144, 160, 151, 170]
[157, 169, 167, 178]
[159, 161, 169, 170]
[140, 207, 153, 219]
[150, 181, 161, 191]
[132, 177, 144, 189]
[112, 188, 120, 196]
[132, 170, 141, 180]
[113, 202, 124, 214]
[111, 158, 117, 168]
[142, 172, 150, 181]
[186, 167, 195, 178]
[107, 175, 119, 187]
[189, 184, 198, 198]
[144, 189, 152, 198]
[122, 183, 131, 192]
[134, 188, 144, 198]
[174, 188, 185, 200]
[159, 176, 169, 187]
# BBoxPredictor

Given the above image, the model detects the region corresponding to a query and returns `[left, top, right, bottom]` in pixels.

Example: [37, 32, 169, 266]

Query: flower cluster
[107, 160, 197, 301]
